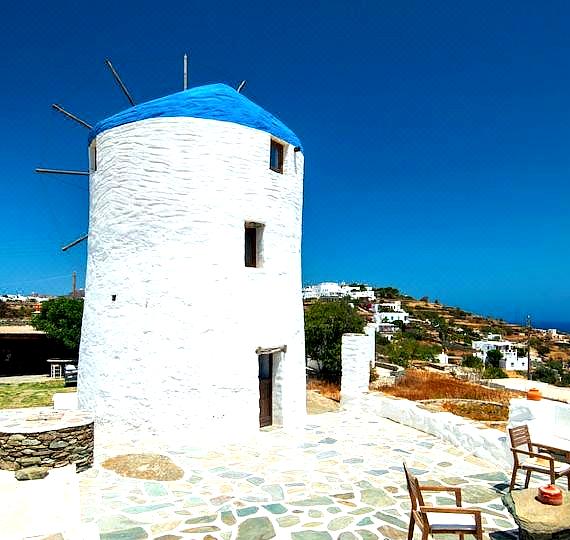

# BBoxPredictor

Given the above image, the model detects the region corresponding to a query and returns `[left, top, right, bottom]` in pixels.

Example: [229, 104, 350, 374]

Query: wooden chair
[508, 424, 570, 490]
[403, 462, 483, 540]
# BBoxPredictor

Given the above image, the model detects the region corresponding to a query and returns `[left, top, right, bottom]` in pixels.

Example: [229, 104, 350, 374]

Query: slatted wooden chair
[508, 424, 570, 490]
[403, 462, 483, 540]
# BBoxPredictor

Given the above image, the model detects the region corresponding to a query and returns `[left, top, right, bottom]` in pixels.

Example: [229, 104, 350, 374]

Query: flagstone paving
[78, 394, 520, 539]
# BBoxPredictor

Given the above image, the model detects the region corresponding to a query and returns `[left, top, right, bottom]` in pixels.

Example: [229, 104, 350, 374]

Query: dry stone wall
[0, 423, 94, 472]
[0, 408, 94, 473]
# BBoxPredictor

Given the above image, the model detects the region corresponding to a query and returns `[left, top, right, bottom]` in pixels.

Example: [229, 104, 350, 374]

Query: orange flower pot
[537, 484, 563, 506]
[527, 388, 542, 401]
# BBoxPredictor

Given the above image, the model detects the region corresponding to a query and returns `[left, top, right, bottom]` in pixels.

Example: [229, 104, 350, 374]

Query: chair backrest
[509, 424, 532, 451]
[403, 462, 425, 510]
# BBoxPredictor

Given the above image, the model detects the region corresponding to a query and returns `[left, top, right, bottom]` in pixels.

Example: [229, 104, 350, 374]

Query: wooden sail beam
[51, 104, 92, 130]
[105, 59, 135, 106]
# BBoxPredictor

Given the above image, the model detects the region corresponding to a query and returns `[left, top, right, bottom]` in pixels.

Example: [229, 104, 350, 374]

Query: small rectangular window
[245, 222, 264, 267]
[269, 140, 284, 173]
[89, 142, 97, 172]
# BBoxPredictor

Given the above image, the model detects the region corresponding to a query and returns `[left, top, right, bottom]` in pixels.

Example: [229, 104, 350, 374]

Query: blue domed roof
[89, 83, 302, 150]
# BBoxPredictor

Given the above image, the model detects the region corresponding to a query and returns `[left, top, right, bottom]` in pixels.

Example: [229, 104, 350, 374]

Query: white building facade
[302, 283, 375, 301]
[78, 84, 306, 440]
[472, 336, 527, 371]
[373, 300, 410, 325]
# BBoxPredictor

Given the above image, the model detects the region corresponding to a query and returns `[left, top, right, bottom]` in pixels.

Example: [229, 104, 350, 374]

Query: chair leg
[524, 470, 531, 488]
[459, 534, 464, 540]
[510, 467, 518, 490]
[408, 516, 414, 540]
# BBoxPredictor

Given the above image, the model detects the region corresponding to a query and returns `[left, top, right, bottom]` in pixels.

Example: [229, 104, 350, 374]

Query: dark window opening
[270, 140, 284, 173]
[245, 222, 264, 267]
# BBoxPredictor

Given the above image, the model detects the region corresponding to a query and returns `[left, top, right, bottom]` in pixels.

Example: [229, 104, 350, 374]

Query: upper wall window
[245, 222, 264, 268]
[89, 142, 97, 173]
[270, 140, 284, 174]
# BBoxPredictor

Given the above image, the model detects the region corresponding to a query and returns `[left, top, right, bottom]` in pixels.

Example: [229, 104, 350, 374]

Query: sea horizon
[528, 320, 570, 334]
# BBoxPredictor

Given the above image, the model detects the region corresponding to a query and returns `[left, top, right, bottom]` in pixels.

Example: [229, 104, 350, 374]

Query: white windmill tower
[38, 57, 307, 441]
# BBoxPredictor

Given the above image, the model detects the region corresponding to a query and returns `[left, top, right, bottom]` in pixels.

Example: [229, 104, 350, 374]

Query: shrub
[533, 366, 559, 385]
[462, 355, 483, 369]
[483, 366, 508, 379]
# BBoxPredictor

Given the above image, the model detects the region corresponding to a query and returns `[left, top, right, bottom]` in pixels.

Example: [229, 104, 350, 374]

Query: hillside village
[303, 282, 570, 386]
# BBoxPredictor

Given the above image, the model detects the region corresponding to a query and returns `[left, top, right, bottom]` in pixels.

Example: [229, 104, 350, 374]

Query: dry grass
[380, 369, 516, 405]
[441, 401, 509, 422]
[307, 378, 341, 402]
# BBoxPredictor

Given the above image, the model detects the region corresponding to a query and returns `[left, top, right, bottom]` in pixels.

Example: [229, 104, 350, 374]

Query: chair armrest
[534, 441, 570, 456]
[419, 505, 481, 516]
[419, 485, 462, 506]
[512, 448, 553, 461]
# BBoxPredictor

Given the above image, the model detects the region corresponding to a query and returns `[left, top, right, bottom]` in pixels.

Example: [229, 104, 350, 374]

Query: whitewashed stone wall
[78, 116, 306, 441]
[376, 394, 511, 467]
[341, 333, 370, 407]
[508, 397, 570, 452]
[365, 323, 376, 367]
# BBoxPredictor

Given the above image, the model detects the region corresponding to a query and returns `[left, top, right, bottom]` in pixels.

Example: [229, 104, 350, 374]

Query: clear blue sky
[1, 1, 569, 325]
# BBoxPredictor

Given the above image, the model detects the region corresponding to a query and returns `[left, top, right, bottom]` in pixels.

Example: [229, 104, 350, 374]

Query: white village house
[373, 300, 410, 325]
[472, 334, 528, 371]
[302, 282, 375, 301]
[78, 83, 306, 439]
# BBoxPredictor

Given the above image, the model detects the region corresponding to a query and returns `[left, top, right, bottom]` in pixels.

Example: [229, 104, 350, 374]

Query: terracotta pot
[537, 484, 563, 506]
[527, 388, 542, 401]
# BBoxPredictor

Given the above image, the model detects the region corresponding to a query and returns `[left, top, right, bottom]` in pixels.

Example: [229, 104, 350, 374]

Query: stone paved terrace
[74, 393, 520, 540]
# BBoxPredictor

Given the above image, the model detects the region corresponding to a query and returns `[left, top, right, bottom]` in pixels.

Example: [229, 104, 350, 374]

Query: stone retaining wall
[0, 422, 94, 473]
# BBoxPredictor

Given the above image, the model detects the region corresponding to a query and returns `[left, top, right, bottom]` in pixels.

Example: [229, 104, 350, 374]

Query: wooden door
[258, 353, 273, 427]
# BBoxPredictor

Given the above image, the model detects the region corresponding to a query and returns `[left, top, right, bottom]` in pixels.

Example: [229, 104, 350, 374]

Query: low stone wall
[341, 333, 371, 407]
[375, 394, 511, 467]
[0, 409, 94, 473]
[509, 397, 570, 456]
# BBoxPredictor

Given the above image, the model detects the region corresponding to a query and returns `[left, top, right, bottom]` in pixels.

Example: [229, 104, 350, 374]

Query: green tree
[377, 338, 439, 368]
[305, 300, 365, 383]
[431, 316, 450, 352]
[374, 287, 401, 299]
[486, 349, 503, 368]
[31, 297, 84, 353]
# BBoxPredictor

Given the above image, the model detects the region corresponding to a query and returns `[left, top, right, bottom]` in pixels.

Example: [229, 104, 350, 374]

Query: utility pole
[72, 271, 77, 299]
[527, 315, 532, 381]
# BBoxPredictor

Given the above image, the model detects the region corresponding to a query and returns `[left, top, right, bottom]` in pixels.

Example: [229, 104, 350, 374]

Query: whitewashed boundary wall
[508, 397, 570, 455]
[341, 333, 370, 407]
[375, 394, 511, 467]
[365, 323, 376, 368]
